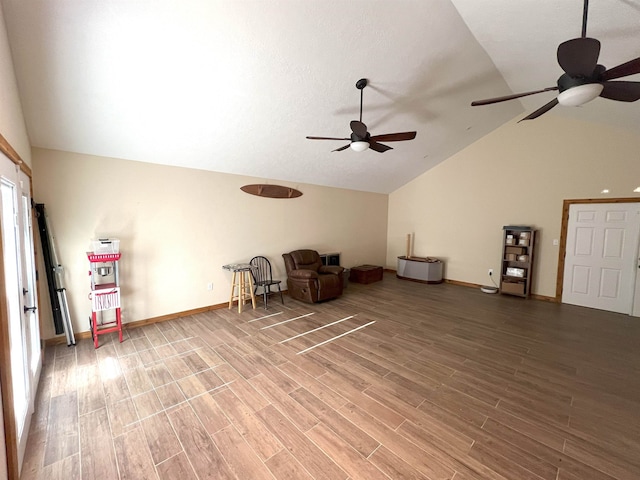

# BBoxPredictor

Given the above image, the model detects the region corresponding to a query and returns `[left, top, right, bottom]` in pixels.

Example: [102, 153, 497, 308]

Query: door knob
[23, 305, 36, 313]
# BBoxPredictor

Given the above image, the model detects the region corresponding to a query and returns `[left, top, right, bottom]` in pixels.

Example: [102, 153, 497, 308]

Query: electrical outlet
[207, 282, 213, 291]
[488, 269, 493, 276]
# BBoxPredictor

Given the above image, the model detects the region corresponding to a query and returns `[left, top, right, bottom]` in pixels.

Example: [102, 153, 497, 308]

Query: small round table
[222, 263, 256, 313]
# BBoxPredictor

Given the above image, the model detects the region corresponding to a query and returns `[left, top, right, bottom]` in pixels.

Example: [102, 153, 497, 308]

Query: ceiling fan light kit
[306, 78, 416, 153]
[557, 83, 604, 107]
[470, 0, 640, 121]
[350, 141, 370, 152]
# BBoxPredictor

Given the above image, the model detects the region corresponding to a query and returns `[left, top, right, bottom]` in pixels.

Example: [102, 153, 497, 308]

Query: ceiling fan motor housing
[350, 132, 370, 142]
[557, 64, 604, 93]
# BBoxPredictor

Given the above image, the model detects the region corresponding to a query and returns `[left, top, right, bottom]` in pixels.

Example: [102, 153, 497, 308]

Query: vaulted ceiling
[2, 0, 639, 193]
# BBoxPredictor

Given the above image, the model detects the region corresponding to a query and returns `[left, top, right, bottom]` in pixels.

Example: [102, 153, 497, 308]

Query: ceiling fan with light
[306, 78, 417, 153]
[471, 0, 640, 121]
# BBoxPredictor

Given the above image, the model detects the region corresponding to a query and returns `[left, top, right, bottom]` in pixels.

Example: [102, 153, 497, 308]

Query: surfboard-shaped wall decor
[241, 184, 302, 199]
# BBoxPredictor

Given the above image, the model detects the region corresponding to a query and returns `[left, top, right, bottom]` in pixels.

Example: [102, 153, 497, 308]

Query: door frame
[0, 132, 34, 480]
[555, 197, 640, 304]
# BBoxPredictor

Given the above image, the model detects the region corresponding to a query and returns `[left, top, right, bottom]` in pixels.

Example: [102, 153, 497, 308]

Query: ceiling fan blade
[599, 81, 640, 102]
[518, 98, 559, 122]
[601, 57, 640, 81]
[350, 120, 368, 138]
[306, 136, 350, 141]
[370, 131, 417, 142]
[369, 142, 393, 153]
[471, 87, 558, 106]
[332, 144, 351, 152]
[557, 38, 600, 76]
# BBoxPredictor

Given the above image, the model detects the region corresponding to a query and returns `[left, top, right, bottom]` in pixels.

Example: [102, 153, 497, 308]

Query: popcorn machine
[87, 238, 122, 348]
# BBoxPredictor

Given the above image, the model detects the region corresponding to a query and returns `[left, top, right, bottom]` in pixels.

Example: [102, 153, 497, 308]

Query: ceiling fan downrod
[581, 0, 589, 38]
[356, 78, 367, 123]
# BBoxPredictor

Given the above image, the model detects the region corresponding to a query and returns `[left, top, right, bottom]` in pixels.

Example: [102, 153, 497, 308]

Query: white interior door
[633, 242, 640, 317]
[563, 203, 640, 314]
[0, 155, 41, 473]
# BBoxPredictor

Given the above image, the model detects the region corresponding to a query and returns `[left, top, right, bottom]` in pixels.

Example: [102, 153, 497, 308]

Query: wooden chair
[249, 256, 284, 309]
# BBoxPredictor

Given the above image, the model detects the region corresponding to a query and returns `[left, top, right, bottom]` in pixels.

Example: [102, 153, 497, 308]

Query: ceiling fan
[471, 0, 640, 121]
[306, 78, 417, 153]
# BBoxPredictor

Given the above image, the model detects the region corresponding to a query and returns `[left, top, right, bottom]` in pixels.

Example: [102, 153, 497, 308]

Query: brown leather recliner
[282, 249, 345, 303]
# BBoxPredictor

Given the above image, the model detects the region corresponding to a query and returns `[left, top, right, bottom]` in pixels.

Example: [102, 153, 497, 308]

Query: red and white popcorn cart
[88, 238, 122, 348]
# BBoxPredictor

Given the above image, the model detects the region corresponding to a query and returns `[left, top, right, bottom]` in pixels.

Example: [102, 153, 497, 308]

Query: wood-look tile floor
[21, 273, 640, 479]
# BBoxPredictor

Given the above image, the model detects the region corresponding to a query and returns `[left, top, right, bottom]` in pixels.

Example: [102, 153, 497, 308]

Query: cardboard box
[519, 232, 531, 239]
[505, 235, 515, 245]
[505, 253, 517, 261]
[517, 255, 529, 262]
[505, 246, 525, 255]
[501, 281, 525, 295]
[518, 238, 530, 246]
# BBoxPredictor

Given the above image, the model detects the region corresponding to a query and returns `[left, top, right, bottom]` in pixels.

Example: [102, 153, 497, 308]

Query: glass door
[19, 170, 41, 411]
[0, 155, 40, 473]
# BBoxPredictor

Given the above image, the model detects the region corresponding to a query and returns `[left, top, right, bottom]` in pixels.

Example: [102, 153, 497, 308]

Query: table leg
[247, 272, 256, 309]
[238, 271, 244, 313]
[228, 270, 236, 309]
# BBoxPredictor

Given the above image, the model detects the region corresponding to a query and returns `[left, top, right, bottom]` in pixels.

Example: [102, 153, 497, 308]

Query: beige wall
[19, 116, 640, 336]
[388, 114, 640, 297]
[32, 148, 388, 339]
[0, 4, 30, 165]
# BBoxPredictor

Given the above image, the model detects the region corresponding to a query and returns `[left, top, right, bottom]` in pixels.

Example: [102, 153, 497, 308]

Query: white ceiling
[1, 0, 638, 194]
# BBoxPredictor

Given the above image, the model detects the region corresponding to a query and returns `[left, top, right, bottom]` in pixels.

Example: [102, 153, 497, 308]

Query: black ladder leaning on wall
[35, 203, 75, 346]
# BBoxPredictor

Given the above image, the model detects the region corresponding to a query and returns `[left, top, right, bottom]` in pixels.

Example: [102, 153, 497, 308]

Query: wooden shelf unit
[500, 226, 535, 298]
